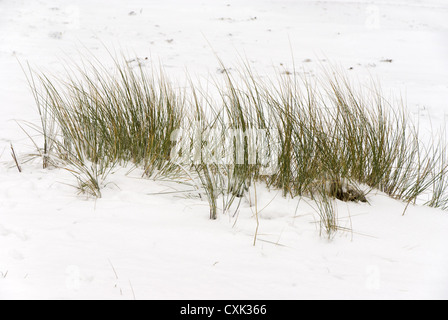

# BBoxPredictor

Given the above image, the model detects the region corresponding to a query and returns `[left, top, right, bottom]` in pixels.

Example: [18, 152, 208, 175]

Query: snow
[1, 0, 448, 300]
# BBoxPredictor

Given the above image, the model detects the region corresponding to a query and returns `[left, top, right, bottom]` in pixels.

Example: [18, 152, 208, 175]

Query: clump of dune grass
[22, 54, 448, 238]
[24, 56, 184, 197]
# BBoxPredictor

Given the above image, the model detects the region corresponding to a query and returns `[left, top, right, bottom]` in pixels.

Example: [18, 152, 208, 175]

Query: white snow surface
[1, 0, 448, 300]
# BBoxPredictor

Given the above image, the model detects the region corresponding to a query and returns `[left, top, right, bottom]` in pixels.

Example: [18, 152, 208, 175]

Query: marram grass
[22, 55, 448, 237]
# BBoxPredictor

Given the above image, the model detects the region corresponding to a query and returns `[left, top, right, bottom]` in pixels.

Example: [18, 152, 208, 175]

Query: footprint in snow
[0, 224, 29, 241]
[9, 250, 24, 261]
[0, 224, 11, 236]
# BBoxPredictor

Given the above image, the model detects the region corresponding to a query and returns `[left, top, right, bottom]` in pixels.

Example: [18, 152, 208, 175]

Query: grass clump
[22, 54, 448, 238]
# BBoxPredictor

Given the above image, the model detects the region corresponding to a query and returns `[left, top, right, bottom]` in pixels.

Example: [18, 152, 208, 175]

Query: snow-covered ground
[1, 0, 448, 300]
